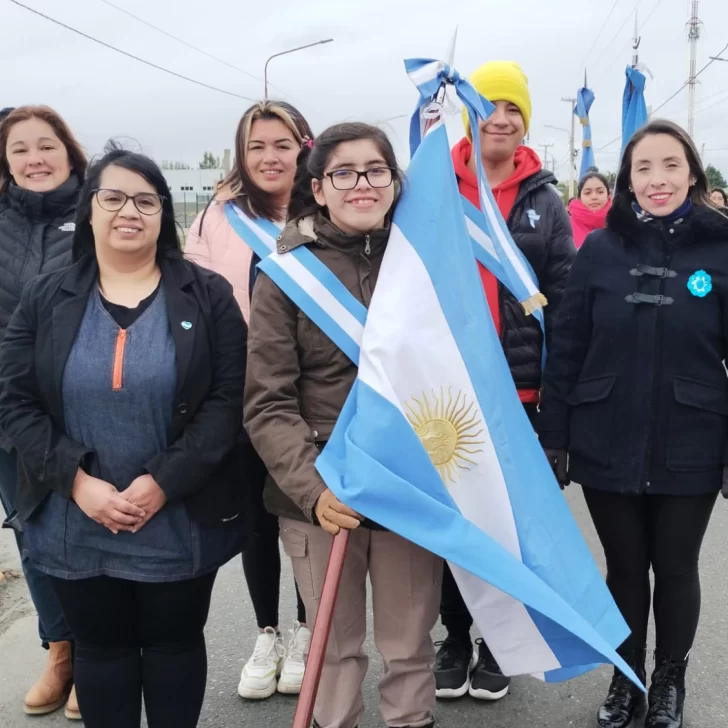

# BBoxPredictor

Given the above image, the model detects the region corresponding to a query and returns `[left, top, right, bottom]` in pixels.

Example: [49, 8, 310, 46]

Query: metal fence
[174, 193, 213, 236]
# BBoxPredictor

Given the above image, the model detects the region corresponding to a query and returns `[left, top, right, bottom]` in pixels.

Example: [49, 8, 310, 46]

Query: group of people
[0, 56, 726, 728]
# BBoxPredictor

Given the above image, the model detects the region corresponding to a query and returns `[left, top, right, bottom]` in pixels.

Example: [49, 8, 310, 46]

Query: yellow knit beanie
[463, 61, 532, 139]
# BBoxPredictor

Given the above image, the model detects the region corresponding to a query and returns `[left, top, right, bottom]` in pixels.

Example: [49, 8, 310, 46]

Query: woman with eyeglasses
[0, 143, 248, 728]
[244, 122, 443, 728]
[0, 104, 85, 719]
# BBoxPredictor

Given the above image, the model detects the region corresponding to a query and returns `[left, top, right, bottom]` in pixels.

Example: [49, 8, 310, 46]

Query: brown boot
[23, 641, 73, 715]
[64, 685, 82, 721]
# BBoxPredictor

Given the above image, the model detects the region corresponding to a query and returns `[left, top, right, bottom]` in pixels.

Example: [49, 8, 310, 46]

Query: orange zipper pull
[112, 329, 128, 391]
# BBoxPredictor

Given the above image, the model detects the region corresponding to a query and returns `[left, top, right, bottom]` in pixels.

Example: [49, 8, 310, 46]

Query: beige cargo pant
[280, 518, 443, 728]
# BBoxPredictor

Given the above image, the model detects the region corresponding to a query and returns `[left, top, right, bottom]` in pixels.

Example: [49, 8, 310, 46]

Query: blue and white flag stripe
[224, 202, 365, 363]
[317, 61, 642, 687]
[405, 58, 546, 316]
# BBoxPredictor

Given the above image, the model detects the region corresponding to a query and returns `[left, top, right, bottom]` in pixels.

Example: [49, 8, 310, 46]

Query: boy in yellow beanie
[434, 60, 576, 703]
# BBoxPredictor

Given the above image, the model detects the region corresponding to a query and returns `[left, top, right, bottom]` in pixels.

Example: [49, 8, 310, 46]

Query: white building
[163, 168, 226, 204]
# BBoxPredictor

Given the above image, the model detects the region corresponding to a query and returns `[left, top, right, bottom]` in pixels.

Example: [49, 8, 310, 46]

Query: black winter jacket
[498, 171, 576, 391]
[538, 198, 728, 495]
[0, 254, 251, 526]
[0, 177, 79, 346]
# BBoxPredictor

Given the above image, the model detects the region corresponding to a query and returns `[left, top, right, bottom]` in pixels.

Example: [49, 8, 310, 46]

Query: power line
[96, 0, 306, 107]
[592, 0, 664, 79]
[98, 0, 261, 81]
[597, 134, 622, 151]
[8, 0, 255, 102]
[673, 84, 728, 115]
[695, 92, 728, 116]
[596, 40, 728, 151]
[591, 0, 646, 72]
[580, 0, 622, 69]
[651, 41, 728, 115]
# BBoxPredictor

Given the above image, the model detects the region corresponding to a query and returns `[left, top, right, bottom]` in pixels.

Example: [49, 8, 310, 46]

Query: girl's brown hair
[216, 100, 313, 221]
[287, 122, 402, 224]
[616, 119, 715, 209]
[0, 105, 87, 195]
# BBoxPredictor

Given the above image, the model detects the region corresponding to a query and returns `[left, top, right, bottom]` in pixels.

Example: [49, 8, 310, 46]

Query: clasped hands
[71, 469, 167, 535]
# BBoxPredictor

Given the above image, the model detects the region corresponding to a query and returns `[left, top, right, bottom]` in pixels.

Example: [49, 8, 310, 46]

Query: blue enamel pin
[687, 270, 712, 298]
[181, 321, 192, 330]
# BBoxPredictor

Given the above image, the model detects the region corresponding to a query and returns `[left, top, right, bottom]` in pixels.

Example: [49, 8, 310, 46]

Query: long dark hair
[216, 101, 312, 221]
[0, 105, 88, 195]
[577, 168, 611, 197]
[73, 142, 182, 263]
[616, 119, 712, 208]
[287, 122, 402, 224]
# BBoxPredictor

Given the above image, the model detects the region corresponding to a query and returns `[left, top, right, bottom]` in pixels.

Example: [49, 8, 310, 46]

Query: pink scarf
[568, 198, 611, 248]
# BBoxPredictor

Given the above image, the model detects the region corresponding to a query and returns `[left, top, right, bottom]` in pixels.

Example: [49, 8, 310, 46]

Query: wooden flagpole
[291, 529, 351, 728]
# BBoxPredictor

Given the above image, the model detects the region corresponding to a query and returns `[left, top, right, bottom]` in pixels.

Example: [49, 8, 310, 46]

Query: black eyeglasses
[324, 167, 395, 191]
[93, 189, 166, 215]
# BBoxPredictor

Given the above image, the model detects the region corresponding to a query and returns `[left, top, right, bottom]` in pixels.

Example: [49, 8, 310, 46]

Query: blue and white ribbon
[223, 202, 366, 363]
[405, 58, 547, 324]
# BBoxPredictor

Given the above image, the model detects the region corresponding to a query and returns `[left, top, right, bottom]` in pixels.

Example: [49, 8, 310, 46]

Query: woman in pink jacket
[185, 100, 313, 701]
[568, 170, 612, 248]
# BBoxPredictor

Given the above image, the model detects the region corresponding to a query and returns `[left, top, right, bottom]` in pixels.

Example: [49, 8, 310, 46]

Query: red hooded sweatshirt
[452, 137, 543, 403]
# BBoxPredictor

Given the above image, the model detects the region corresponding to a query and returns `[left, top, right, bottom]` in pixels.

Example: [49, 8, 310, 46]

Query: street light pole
[264, 39, 334, 100]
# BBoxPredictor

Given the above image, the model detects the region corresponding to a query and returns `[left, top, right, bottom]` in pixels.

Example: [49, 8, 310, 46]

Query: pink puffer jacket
[184, 201, 255, 322]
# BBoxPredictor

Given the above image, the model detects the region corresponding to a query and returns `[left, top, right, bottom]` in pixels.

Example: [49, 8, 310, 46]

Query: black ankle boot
[596, 648, 647, 728]
[645, 656, 687, 728]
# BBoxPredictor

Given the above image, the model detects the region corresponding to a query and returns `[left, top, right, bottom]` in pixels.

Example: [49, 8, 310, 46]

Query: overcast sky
[2, 0, 727, 181]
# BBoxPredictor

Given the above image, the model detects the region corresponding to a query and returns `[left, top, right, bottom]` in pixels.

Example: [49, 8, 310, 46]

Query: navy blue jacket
[538, 197, 728, 495]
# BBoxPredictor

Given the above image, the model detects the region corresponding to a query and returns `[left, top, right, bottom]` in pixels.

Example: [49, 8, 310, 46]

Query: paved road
[1, 488, 727, 727]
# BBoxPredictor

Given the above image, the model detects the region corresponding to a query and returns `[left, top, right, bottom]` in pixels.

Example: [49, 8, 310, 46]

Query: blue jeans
[0, 448, 71, 646]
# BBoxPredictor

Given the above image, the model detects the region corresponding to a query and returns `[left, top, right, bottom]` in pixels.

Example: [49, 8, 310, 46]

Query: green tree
[199, 151, 221, 169]
[161, 160, 191, 170]
[706, 164, 727, 190]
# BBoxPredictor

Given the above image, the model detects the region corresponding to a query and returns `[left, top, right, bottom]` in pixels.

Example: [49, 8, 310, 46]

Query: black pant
[243, 449, 306, 628]
[440, 402, 539, 642]
[51, 572, 217, 728]
[243, 506, 306, 628]
[583, 488, 717, 660]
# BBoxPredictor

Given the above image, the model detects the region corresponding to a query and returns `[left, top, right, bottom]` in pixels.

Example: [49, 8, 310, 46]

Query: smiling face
[580, 177, 610, 211]
[312, 139, 396, 235]
[5, 117, 72, 192]
[630, 133, 696, 217]
[90, 165, 162, 260]
[244, 118, 299, 206]
[477, 100, 525, 164]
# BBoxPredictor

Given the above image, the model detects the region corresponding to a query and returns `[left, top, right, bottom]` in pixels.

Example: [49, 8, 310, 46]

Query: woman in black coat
[0, 145, 248, 728]
[538, 119, 728, 728]
[0, 104, 87, 718]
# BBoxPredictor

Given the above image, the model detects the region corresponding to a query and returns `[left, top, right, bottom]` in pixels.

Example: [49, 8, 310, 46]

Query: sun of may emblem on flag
[405, 388, 485, 484]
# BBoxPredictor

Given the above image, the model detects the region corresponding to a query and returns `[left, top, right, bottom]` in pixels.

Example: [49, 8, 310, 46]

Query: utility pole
[562, 98, 577, 198]
[687, 1, 702, 138]
[539, 143, 554, 171]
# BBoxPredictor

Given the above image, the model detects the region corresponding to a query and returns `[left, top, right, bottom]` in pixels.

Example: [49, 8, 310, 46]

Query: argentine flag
[317, 61, 640, 685]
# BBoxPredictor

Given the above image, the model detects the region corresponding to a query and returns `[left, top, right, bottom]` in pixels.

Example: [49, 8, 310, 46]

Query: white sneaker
[237, 627, 285, 700]
[277, 622, 311, 695]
